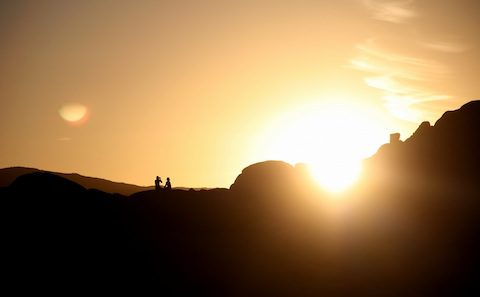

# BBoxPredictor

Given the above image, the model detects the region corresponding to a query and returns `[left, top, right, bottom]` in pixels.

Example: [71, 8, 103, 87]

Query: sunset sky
[1, 0, 479, 188]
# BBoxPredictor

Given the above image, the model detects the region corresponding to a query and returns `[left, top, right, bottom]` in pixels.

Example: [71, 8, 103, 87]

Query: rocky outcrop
[230, 161, 297, 193]
[364, 100, 480, 187]
[405, 120, 431, 143]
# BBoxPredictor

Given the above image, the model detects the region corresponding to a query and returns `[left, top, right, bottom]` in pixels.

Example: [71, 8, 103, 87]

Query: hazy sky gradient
[1, 0, 479, 187]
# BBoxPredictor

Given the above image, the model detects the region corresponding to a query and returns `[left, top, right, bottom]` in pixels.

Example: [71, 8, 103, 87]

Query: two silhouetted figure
[155, 176, 172, 191]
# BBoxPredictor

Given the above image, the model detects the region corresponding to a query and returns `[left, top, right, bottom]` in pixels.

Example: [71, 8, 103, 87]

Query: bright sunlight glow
[261, 100, 387, 193]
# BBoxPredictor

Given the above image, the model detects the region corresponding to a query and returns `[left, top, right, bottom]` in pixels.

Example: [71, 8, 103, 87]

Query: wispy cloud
[350, 39, 451, 122]
[420, 41, 468, 53]
[363, 75, 450, 121]
[362, 0, 418, 23]
[355, 39, 449, 81]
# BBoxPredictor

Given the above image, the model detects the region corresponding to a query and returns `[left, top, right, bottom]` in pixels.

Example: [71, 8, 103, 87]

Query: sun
[309, 155, 362, 193]
[260, 100, 386, 193]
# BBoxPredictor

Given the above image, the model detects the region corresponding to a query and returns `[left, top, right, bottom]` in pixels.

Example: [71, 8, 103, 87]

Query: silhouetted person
[164, 177, 172, 190]
[155, 176, 162, 190]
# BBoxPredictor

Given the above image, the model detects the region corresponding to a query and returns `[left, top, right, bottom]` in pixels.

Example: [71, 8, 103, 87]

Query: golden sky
[1, 0, 479, 188]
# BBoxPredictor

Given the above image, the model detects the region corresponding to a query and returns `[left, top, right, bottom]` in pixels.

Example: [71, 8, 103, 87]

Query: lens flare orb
[59, 103, 88, 125]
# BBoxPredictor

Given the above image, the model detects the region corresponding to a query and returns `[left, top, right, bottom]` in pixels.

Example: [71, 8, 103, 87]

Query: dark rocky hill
[0, 166, 152, 195]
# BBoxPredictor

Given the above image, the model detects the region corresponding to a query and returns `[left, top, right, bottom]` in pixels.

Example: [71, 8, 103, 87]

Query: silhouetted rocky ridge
[364, 100, 480, 189]
[2, 100, 480, 296]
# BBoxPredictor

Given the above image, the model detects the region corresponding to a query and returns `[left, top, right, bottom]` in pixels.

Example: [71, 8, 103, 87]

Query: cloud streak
[355, 39, 449, 81]
[350, 38, 451, 122]
[420, 41, 469, 53]
[362, 0, 418, 23]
